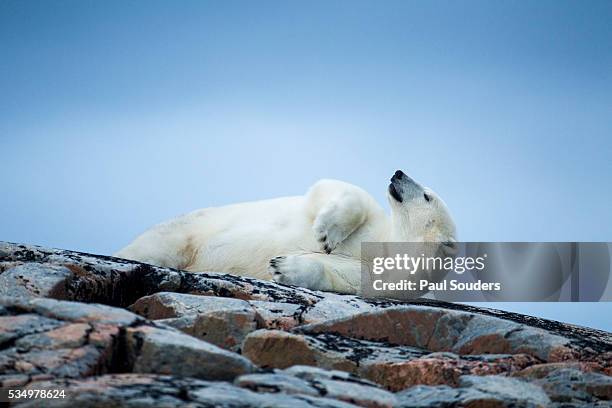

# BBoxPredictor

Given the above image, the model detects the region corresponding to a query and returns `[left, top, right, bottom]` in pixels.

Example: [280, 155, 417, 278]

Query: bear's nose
[393, 170, 405, 180]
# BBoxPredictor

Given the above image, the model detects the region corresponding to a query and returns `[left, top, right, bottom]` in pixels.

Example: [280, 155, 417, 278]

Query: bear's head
[387, 170, 456, 245]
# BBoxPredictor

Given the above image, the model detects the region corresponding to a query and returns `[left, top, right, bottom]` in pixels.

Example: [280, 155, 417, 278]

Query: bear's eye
[423, 193, 431, 202]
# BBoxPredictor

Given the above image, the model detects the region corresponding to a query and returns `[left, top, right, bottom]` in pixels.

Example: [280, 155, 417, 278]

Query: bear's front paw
[313, 217, 347, 254]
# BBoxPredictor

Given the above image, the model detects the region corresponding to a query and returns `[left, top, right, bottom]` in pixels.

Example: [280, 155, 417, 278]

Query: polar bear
[114, 170, 456, 294]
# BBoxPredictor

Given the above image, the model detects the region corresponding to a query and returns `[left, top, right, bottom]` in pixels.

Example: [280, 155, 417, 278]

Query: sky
[1, 1, 611, 330]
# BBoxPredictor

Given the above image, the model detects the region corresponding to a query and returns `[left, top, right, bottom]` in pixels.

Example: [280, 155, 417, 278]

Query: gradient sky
[1, 1, 611, 330]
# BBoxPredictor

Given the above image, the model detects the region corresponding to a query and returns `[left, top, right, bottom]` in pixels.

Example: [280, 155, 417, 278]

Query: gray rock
[548, 403, 612, 408]
[248, 296, 375, 331]
[534, 368, 612, 403]
[187, 308, 259, 351]
[301, 295, 376, 325]
[0, 296, 141, 327]
[130, 292, 253, 319]
[16, 374, 219, 407]
[249, 300, 304, 329]
[127, 325, 256, 380]
[299, 304, 578, 362]
[1, 344, 106, 379]
[454, 313, 573, 361]
[27, 297, 142, 326]
[241, 329, 537, 391]
[132, 292, 259, 350]
[236, 366, 395, 408]
[0, 299, 128, 381]
[284, 365, 379, 385]
[459, 375, 551, 406]
[282, 366, 397, 408]
[1, 242, 611, 407]
[236, 372, 320, 396]
[397, 375, 552, 408]
[1, 242, 610, 358]
[396, 384, 492, 408]
[0, 313, 62, 346]
[0, 263, 73, 299]
[15, 323, 90, 350]
[305, 377, 396, 408]
[189, 382, 361, 408]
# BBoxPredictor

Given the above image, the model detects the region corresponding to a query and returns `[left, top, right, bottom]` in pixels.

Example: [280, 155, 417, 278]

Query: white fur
[115, 176, 456, 294]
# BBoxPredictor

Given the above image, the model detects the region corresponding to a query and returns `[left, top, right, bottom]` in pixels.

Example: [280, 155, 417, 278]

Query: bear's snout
[389, 170, 422, 203]
[391, 170, 418, 188]
[392, 170, 405, 181]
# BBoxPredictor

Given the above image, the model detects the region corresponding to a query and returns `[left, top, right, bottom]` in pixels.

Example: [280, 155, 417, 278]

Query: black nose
[393, 170, 405, 179]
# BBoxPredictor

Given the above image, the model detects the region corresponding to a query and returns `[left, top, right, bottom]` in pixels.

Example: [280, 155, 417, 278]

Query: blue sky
[1, 1, 611, 329]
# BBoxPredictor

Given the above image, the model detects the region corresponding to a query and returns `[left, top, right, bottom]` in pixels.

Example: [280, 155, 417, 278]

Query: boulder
[242, 329, 539, 391]
[126, 325, 256, 380]
[130, 292, 259, 350]
[0, 263, 73, 299]
[130, 292, 252, 319]
[0, 296, 255, 386]
[298, 305, 578, 362]
[17, 374, 362, 408]
[237, 366, 397, 408]
[531, 368, 612, 403]
[396, 375, 551, 407]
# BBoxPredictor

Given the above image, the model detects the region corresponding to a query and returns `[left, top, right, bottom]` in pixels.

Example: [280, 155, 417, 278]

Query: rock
[0, 241, 323, 307]
[15, 323, 91, 350]
[0, 298, 125, 382]
[396, 384, 491, 408]
[531, 368, 612, 403]
[237, 372, 321, 396]
[248, 296, 375, 331]
[300, 295, 376, 325]
[242, 329, 539, 391]
[159, 310, 258, 351]
[0, 296, 256, 386]
[281, 366, 397, 408]
[284, 365, 379, 383]
[18, 374, 363, 407]
[249, 300, 305, 330]
[236, 366, 398, 408]
[130, 292, 375, 348]
[298, 305, 468, 350]
[300, 305, 460, 348]
[513, 361, 606, 379]
[24, 297, 142, 326]
[188, 382, 362, 408]
[242, 329, 426, 376]
[131, 292, 259, 350]
[1, 242, 611, 407]
[126, 325, 256, 380]
[396, 375, 551, 407]
[1, 242, 609, 356]
[459, 375, 551, 406]
[0, 313, 63, 346]
[0, 263, 73, 299]
[130, 292, 252, 319]
[362, 352, 538, 391]
[454, 314, 576, 361]
[299, 305, 578, 362]
[243, 330, 320, 368]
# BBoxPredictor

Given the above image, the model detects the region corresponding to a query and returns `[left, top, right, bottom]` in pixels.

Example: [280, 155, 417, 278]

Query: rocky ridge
[0, 241, 610, 407]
